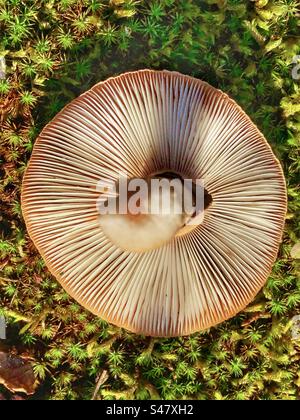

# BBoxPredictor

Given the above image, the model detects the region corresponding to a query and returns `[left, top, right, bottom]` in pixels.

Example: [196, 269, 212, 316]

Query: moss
[0, 0, 300, 400]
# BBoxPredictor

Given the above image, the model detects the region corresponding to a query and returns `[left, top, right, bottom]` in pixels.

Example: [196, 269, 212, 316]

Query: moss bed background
[0, 0, 300, 400]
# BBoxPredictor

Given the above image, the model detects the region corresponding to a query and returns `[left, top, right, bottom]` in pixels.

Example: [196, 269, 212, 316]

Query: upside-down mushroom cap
[21, 70, 287, 337]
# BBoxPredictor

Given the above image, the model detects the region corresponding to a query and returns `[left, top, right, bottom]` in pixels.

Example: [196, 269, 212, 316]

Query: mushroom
[21, 70, 287, 337]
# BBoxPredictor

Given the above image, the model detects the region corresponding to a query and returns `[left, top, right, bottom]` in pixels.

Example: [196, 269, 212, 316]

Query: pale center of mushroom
[98, 173, 211, 253]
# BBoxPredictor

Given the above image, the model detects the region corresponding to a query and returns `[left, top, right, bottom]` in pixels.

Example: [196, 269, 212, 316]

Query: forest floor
[0, 0, 300, 400]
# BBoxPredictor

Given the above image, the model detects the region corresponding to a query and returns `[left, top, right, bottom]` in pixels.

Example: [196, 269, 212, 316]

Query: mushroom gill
[21, 70, 287, 337]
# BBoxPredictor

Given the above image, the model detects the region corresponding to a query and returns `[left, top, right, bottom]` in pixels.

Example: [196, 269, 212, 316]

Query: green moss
[0, 0, 300, 400]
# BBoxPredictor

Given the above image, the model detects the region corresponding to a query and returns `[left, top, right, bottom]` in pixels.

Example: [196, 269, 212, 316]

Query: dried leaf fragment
[0, 351, 37, 395]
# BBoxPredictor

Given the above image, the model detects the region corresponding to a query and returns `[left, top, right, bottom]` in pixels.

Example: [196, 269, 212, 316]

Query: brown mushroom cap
[21, 70, 287, 337]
